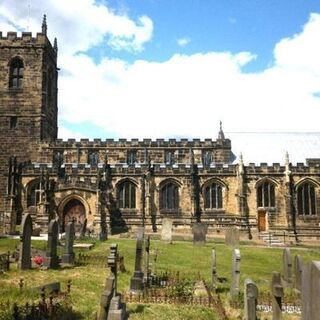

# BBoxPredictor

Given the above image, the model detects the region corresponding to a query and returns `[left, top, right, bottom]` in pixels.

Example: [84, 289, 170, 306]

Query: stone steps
[259, 231, 285, 247]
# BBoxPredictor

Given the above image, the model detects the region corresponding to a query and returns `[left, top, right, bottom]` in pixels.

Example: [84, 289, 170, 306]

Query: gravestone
[161, 218, 173, 241]
[192, 222, 207, 245]
[43, 219, 59, 269]
[244, 278, 258, 320]
[212, 248, 217, 292]
[18, 213, 33, 270]
[61, 221, 75, 265]
[130, 227, 144, 292]
[282, 248, 293, 288]
[107, 244, 126, 320]
[301, 260, 320, 320]
[271, 271, 283, 320]
[230, 249, 241, 298]
[225, 227, 240, 246]
[80, 218, 87, 238]
[143, 236, 150, 285]
[293, 255, 303, 292]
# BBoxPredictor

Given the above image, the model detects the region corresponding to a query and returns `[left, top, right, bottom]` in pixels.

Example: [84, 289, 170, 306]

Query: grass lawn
[0, 237, 319, 319]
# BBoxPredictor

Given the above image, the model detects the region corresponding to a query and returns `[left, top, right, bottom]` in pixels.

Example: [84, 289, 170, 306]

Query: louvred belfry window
[9, 58, 24, 89]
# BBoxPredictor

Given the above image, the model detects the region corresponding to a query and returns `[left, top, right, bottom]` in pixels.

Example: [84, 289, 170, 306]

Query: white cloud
[177, 37, 191, 47]
[0, 0, 153, 54]
[0, 3, 319, 139]
[56, 13, 320, 138]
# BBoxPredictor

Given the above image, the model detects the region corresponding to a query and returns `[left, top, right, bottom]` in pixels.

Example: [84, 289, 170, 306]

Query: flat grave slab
[73, 243, 94, 250]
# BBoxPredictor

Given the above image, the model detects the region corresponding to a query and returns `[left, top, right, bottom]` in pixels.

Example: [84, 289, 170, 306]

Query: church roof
[227, 132, 320, 165]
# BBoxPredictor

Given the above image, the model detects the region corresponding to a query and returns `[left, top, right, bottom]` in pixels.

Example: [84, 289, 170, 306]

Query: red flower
[33, 255, 44, 266]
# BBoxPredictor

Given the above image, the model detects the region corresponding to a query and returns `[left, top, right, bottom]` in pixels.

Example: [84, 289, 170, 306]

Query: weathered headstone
[293, 255, 303, 292]
[43, 219, 59, 269]
[230, 248, 241, 298]
[18, 213, 33, 270]
[143, 236, 150, 285]
[192, 222, 207, 245]
[225, 227, 240, 246]
[130, 227, 144, 292]
[212, 248, 217, 292]
[161, 218, 173, 241]
[282, 248, 293, 288]
[80, 218, 87, 238]
[244, 278, 258, 320]
[271, 271, 283, 320]
[301, 260, 320, 320]
[61, 221, 75, 265]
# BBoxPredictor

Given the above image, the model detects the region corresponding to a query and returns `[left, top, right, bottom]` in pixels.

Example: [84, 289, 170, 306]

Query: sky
[0, 0, 320, 140]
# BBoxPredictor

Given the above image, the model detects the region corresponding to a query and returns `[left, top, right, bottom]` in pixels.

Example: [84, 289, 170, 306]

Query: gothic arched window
[257, 181, 275, 208]
[9, 57, 24, 89]
[297, 183, 316, 215]
[118, 181, 136, 209]
[204, 183, 223, 209]
[160, 182, 179, 211]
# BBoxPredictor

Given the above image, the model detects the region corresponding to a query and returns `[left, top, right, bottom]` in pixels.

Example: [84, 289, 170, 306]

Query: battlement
[44, 137, 231, 149]
[0, 26, 57, 61]
[0, 31, 54, 48]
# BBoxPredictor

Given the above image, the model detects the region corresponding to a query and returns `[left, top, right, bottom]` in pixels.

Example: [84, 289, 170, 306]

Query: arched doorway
[63, 199, 85, 232]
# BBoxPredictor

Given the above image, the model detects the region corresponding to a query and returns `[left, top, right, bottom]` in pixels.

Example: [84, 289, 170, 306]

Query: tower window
[10, 116, 17, 129]
[9, 58, 24, 89]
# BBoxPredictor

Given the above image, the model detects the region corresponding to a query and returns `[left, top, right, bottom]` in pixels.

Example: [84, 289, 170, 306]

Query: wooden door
[258, 211, 266, 232]
[63, 199, 85, 232]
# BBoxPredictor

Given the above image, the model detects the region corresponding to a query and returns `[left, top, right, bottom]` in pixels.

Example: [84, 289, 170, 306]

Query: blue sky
[94, 0, 320, 70]
[0, 0, 320, 139]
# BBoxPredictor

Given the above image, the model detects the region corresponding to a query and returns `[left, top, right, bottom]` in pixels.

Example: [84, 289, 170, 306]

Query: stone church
[0, 18, 320, 241]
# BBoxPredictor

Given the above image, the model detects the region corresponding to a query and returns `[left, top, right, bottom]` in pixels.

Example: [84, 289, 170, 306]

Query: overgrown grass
[0, 237, 319, 319]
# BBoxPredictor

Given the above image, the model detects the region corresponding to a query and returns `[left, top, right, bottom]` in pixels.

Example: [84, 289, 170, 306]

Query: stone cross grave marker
[143, 235, 150, 286]
[192, 222, 207, 245]
[282, 248, 293, 288]
[225, 227, 240, 246]
[212, 248, 217, 292]
[230, 248, 241, 298]
[61, 221, 75, 265]
[43, 219, 59, 269]
[18, 213, 33, 270]
[130, 227, 144, 292]
[293, 255, 303, 293]
[271, 271, 284, 320]
[244, 278, 258, 320]
[301, 260, 320, 320]
[161, 218, 173, 241]
[107, 243, 126, 320]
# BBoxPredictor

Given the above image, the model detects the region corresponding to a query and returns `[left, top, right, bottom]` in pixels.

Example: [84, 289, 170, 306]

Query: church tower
[0, 15, 58, 217]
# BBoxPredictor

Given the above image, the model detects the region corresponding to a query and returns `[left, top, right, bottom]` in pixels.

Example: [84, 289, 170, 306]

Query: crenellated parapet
[0, 31, 56, 56]
[46, 137, 231, 148]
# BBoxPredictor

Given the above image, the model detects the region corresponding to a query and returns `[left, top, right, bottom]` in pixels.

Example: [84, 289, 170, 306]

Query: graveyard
[0, 216, 320, 319]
